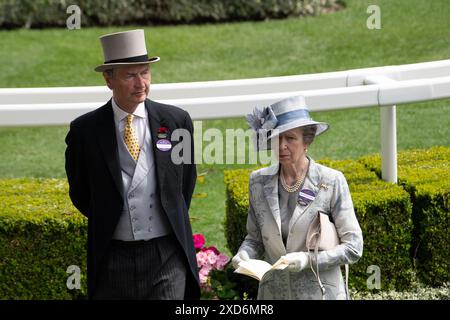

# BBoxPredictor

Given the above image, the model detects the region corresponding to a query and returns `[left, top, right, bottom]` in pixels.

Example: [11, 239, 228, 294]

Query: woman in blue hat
[232, 96, 363, 300]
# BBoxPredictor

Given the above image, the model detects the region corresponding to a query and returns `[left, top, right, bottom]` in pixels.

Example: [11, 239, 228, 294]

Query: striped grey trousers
[93, 235, 187, 300]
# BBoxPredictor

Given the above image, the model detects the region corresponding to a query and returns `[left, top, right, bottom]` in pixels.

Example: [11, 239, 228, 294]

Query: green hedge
[1, 147, 446, 299]
[224, 169, 251, 256]
[360, 146, 450, 287]
[0, 0, 343, 29]
[317, 159, 414, 291]
[225, 159, 414, 295]
[0, 179, 87, 299]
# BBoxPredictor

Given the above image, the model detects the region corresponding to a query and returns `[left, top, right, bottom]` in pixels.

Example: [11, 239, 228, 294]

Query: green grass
[0, 0, 449, 255]
[0, 0, 449, 86]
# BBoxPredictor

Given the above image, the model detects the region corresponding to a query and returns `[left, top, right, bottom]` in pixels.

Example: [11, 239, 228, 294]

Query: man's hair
[104, 69, 115, 79]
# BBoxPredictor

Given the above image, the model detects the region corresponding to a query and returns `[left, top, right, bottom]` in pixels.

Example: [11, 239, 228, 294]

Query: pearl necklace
[280, 170, 304, 193]
[280, 158, 309, 193]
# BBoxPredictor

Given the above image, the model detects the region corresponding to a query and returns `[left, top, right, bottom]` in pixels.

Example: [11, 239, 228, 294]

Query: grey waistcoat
[112, 118, 172, 241]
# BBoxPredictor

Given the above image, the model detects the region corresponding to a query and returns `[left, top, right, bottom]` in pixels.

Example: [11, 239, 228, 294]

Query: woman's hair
[301, 125, 317, 146]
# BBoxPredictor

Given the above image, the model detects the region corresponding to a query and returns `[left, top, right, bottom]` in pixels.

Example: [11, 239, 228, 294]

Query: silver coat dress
[237, 157, 363, 300]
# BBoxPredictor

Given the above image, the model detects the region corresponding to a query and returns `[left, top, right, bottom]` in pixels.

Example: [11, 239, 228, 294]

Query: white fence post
[380, 105, 397, 183]
[364, 75, 400, 183]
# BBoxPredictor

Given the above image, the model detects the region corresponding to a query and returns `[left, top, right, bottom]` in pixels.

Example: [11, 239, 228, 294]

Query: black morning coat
[65, 99, 200, 299]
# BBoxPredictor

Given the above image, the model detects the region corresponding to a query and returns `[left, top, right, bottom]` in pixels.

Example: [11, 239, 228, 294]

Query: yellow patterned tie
[124, 114, 140, 161]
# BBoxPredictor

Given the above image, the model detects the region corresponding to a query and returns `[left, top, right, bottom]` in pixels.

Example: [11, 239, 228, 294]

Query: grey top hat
[95, 29, 160, 72]
[246, 95, 329, 150]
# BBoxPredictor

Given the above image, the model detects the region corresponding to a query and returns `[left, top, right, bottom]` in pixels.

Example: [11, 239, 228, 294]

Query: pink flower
[196, 251, 209, 268]
[215, 253, 230, 270]
[201, 246, 220, 255]
[200, 264, 213, 276]
[193, 233, 205, 250]
[199, 265, 213, 284]
[206, 251, 218, 265]
[199, 272, 209, 284]
[192, 233, 234, 298]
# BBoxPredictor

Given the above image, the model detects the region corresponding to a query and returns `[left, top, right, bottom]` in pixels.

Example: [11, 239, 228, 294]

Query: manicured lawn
[0, 0, 449, 255]
[0, 1, 449, 87]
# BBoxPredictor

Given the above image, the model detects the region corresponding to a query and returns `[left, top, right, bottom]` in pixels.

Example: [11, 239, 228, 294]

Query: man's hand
[276, 252, 310, 272]
[232, 250, 250, 269]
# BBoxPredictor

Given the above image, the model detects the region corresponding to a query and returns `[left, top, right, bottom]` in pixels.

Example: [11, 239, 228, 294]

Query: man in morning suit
[65, 29, 200, 299]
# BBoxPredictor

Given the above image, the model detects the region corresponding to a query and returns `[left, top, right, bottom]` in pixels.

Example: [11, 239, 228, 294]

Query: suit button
[149, 216, 153, 221]
[130, 205, 135, 210]
[132, 217, 137, 222]
[128, 194, 134, 199]
[150, 193, 154, 198]
[149, 204, 153, 209]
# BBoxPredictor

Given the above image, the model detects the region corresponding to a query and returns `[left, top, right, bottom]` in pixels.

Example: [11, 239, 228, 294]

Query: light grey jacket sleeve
[312, 172, 363, 271]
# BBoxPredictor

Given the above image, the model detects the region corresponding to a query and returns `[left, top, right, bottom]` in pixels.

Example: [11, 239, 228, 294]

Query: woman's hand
[231, 250, 250, 269]
[277, 252, 310, 272]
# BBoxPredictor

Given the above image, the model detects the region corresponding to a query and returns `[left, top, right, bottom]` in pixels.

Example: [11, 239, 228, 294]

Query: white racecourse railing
[1, 59, 450, 182]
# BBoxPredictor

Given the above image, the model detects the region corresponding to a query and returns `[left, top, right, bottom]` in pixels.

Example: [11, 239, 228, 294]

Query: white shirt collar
[111, 98, 146, 124]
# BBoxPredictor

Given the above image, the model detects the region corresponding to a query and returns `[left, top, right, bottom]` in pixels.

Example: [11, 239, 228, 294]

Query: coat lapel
[96, 100, 124, 199]
[145, 99, 170, 192]
[262, 164, 282, 235]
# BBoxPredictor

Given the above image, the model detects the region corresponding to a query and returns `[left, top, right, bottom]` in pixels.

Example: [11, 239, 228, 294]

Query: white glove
[278, 252, 309, 272]
[232, 250, 250, 269]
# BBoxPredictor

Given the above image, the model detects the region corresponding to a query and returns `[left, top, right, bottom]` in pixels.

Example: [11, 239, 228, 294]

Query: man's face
[103, 64, 151, 108]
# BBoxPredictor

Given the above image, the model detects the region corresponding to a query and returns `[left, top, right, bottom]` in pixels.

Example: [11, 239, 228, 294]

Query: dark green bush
[360, 146, 450, 287]
[223, 169, 259, 299]
[0, 0, 343, 29]
[224, 158, 414, 296]
[224, 169, 251, 256]
[0, 178, 87, 299]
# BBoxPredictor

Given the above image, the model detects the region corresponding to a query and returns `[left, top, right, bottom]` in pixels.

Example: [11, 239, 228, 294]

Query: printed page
[235, 259, 288, 281]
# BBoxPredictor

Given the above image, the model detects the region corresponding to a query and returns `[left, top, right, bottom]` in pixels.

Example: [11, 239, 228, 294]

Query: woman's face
[277, 128, 308, 166]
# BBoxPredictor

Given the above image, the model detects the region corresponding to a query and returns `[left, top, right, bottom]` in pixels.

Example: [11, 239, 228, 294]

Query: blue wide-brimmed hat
[246, 95, 329, 150]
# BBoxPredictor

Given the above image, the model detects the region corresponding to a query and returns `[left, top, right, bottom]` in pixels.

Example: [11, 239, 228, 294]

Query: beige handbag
[306, 211, 349, 300]
[306, 211, 339, 250]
